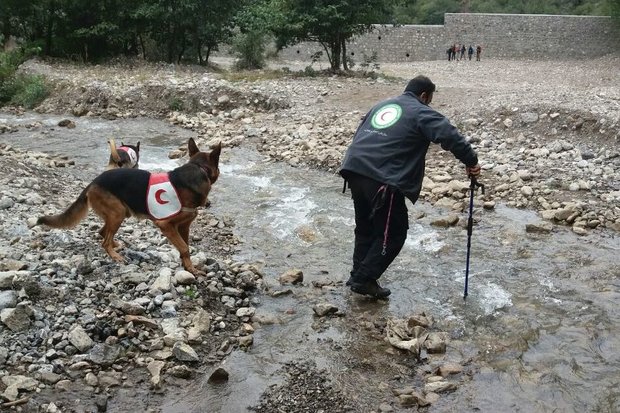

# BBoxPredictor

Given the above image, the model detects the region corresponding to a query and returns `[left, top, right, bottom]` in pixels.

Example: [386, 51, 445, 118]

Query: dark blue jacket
[340, 92, 478, 203]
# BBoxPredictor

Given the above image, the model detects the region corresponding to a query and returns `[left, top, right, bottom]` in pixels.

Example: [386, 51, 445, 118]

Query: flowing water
[2, 113, 619, 412]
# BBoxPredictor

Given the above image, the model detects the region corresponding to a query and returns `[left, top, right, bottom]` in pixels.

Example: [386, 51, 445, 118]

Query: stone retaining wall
[277, 13, 619, 63]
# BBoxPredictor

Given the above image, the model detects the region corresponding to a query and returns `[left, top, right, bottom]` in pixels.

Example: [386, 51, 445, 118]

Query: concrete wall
[277, 13, 619, 63]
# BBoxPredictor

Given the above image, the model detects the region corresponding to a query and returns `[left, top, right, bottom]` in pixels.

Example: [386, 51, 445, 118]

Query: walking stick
[464, 176, 484, 300]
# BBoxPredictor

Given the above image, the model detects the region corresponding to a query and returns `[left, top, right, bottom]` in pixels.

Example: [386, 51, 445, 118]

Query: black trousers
[346, 173, 409, 282]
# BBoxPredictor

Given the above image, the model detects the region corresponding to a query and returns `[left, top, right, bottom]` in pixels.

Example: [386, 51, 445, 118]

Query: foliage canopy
[0, 0, 616, 69]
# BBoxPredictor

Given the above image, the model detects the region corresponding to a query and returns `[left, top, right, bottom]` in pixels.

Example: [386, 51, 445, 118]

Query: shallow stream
[2, 113, 619, 412]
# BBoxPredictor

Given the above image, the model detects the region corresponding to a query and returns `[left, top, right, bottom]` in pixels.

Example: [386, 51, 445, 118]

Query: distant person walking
[468, 45, 474, 61]
[476, 45, 482, 61]
[447, 47, 452, 61]
[460, 44, 466, 60]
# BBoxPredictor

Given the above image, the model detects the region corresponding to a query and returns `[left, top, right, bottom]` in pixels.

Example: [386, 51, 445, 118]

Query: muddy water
[2, 113, 619, 412]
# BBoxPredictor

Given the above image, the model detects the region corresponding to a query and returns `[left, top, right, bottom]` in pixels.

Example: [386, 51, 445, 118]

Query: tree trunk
[177, 31, 186, 64]
[166, 24, 175, 63]
[2, 15, 10, 45]
[330, 38, 341, 71]
[198, 41, 204, 65]
[205, 45, 211, 65]
[341, 37, 348, 71]
[138, 33, 146, 59]
[320, 41, 333, 69]
[44, 0, 56, 55]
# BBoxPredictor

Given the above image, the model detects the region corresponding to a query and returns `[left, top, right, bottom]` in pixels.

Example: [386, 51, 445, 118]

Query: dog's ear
[188, 138, 200, 157]
[109, 139, 121, 162]
[209, 142, 222, 166]
[136, 141, 140, 151]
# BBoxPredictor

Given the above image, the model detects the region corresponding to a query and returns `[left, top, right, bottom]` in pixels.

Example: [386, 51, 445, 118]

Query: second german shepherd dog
[107, 138, 141, 170]
[37, 138, 221, 275]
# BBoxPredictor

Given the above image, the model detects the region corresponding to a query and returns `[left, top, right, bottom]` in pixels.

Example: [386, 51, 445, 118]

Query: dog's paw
[110, 252, 126, 263]
[185, 266, 206, 277]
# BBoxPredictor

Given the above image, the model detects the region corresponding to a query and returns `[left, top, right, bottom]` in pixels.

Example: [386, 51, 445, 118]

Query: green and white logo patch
[371, 103, 402, 129]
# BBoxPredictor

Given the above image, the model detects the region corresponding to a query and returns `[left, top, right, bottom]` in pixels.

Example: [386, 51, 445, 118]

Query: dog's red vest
[146, 173, 182, 219]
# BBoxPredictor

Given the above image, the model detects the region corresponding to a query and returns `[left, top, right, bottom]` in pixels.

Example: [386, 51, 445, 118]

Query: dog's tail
[37, 186, 90, 228]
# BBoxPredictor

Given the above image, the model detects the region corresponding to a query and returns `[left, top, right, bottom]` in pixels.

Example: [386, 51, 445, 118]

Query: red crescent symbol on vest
[380, 111, 389, 121]
[155, 189, 169, 205]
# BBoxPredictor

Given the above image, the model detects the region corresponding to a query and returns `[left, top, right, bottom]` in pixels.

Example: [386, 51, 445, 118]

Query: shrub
[359, 51, 380, 72]
[232, 29, 267, 70]
[0, 47, 48, 108]
[12, 75, 48, 108]
[168, 97, 185, 111]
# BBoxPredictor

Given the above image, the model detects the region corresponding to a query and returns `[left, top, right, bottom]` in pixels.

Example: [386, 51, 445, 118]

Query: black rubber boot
[349, 279, 391, 298]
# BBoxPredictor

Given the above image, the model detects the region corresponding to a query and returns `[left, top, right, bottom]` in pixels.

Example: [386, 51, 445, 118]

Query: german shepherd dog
[107, 138, 140, 170]
[37, 138, 221, 275]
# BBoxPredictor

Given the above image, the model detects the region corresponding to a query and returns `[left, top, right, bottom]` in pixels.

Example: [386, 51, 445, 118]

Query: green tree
[272, 0, 396, 71]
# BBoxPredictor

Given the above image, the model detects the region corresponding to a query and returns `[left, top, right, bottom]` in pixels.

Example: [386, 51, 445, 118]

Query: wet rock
[398, 391, 430, 407]
[147, 360, 165, 388]
[386, 317, 429, 357]
[168, 365, 193, 379]
[407, 313, 432, 328]
[58, 119, 76, 128]
[438, 363, 463, 376]
[207, 367, 229, 383]
[312, 302, 339, 317]
[525, 222, 553, 233]
[279, 268, 303, 284]
[424, 379, 456, 393]
[424, 332, 447, 354]
[238, 334, 254, 348]
[572, 225, 588, 236]
[172, 341, 199, 362]
[430, 214, 459, 227]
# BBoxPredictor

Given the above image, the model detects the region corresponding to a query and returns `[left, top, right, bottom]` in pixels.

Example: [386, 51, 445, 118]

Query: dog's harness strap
[181, 207, 197, 213]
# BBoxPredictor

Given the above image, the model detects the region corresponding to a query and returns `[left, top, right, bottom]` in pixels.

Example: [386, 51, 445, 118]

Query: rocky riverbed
[0, 55, 619, 412]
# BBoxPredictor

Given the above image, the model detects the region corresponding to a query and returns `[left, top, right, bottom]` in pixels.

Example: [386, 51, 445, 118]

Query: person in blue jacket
[340, 75, 481, 298]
